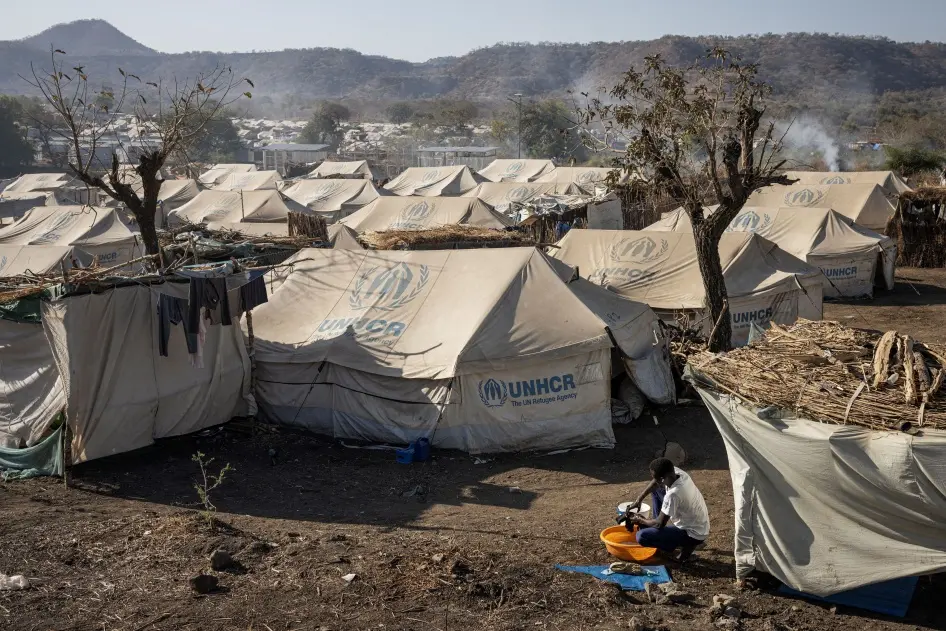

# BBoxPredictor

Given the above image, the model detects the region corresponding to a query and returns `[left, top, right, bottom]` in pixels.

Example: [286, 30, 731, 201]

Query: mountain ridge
[3, 20, 946, 108]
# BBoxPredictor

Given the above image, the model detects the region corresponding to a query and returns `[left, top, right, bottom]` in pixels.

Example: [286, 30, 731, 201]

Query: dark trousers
[639, 487, 702, 552]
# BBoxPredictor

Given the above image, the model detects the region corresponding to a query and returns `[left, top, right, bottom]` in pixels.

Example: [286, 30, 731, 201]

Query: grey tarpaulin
[695, 385, 946, 597]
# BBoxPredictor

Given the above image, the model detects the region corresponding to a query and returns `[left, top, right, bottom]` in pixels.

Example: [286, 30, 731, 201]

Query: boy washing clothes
[625, 458, 710, 562]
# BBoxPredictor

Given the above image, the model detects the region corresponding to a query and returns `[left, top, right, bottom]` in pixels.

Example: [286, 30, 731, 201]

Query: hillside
[20, 19, 156, 57]
[2, 20, 946, 110]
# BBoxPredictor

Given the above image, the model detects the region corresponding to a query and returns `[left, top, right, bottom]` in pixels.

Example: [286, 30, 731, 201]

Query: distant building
[258, 143, 330, 175]
[416, 146, 499, 171]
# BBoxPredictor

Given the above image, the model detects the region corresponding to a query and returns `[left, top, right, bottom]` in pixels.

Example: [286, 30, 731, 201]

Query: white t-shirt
[660, 468, 710, 540]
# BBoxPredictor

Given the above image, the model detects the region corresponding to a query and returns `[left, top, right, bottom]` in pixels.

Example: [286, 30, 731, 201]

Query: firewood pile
[359, 225, 534, 250]
[688, 319, 946, 431]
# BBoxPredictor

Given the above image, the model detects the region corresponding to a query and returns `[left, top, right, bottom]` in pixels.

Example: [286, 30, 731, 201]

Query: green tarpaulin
[0, 423, 63, 480]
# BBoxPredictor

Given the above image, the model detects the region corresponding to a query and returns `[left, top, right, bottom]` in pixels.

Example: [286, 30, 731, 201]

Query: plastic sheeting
[0, 319, 65, 448]
[42, 283, 251, 463]
[463, 182, 580, 214]
[478, 159, 557, 183]
[647, 207, 896, 298]
[0, 424, 63, 480]
[696, 386, 946, 597]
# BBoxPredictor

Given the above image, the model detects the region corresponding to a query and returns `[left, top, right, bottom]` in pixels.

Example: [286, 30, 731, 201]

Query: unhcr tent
[478, 159, 557, 182]
[168, 190, 309, 227]
[251, 247, 674, 452]
[213, 170, 282, 192]
[0, 245, 91, 278]
[199, 163, 257, 187]
[340, 196, 511, 232]
[308, 160, 381, 180]
[549, 230, 824, 346]
[152, 179, 200, 211]
[0, 206, 143, 268]
[536, 167, 628, 193]
[1, 173, 70, 196]
[384, 166, 483, 196]
[282, 179, 382, 223]
[783, 171, 911, 197]
[747, 184, 895, 232]
[647, 207, 896, 298]
[463, 182, 580, 213]
[327, 223, 364, 249]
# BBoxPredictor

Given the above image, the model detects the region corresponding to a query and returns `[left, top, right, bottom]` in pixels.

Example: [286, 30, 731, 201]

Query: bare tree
[578, 48, 790, 352]
[24, 49, 253, 256]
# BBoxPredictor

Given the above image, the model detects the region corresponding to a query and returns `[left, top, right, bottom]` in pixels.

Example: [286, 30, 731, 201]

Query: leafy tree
[433, 100, 478, 134]
[883, 145, 944, 177]
[0, 97, 35, 174]
[190, 110, 245, 163]
[299, 101, 350, 147]
[520, 100, 585, 161]
[27, 50, 252, 256]
[579, 49, 789, 352]
[386, 102, 415, 124]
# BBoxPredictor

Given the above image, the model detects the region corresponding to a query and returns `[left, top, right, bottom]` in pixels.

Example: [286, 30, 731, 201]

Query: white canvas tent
[647, 207, 896, 298]
[327, 223, 364, 249]
[0, 245, 90, 277]
[340, 196, 511, 232]
[536, 167, 628, 193]
[463, 182, 580, 213]
[41, 283, 250, 463]
[198, 163, 257, 187]
[478, 159, 557, 182]
[152, 179, 200, 211]
[250, 247, 674, 452]
[168, 190, 309, 227]
[549, 230, 824, 346]
[783, 171, 911, 197]
[213, 170, 282, 191]
[282, 179, 383, 223]
[746, 184, 895, 232]
[0, 173, 71, 196]
[0, 206, 143, 268]
[384, 166, 484, 196]
[697, 387, 946, 597]
[307, 160, 381, 181]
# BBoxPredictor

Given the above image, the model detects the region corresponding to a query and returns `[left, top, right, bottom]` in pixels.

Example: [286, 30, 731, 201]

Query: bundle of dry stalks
[689, 319, 946, 431]
[359, 225, 534, 250]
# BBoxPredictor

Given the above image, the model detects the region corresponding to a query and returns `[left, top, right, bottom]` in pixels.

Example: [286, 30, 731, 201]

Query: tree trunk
[135, 159, 164, 257]
[693, 221, 732, 352]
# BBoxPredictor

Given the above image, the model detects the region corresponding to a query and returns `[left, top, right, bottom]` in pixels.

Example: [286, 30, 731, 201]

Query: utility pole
[507, 93, 524, 158]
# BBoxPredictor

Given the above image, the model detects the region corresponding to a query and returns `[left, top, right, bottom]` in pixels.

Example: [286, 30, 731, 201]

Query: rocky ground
[1, 268, 945, 631]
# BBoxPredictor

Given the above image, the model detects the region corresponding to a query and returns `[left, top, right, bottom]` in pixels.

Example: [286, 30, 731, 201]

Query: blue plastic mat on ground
[556, 565, 671, 591]
[778, 576, 919, 618]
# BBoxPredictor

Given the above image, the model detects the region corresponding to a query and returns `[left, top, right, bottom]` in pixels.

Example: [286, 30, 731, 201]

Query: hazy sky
[2, 0, 943, 62]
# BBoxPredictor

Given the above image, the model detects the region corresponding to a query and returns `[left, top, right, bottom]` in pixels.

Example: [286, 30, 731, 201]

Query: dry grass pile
[360, 225, 534, 250]
[689, 319, 946, 431]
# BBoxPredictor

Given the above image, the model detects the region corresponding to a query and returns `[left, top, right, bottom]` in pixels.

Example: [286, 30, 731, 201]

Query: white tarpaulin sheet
[697, 387, 946, 597]
[0, 320, 65, 448]
[549, 230, 824, 346]
[647, 207, 896, 298]
[213, 170, 282, 191]
[340, 196, 511, 232]
[42, 284, 251, 463]
[747, 184, 895, 232]
[251, 247, 674, 452]
[478, 159, 557, 183]
[384, 166, 483, 196]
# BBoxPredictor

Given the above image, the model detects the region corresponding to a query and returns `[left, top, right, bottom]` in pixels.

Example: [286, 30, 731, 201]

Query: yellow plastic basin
[599, 525, 659, 563]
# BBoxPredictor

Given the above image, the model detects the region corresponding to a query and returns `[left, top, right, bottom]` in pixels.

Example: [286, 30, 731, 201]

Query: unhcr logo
[577, 170, 599, 185]
[608, 236, 669, 264]
[421, 169, 442, 184]
[784, 188, 826, 207]
[820, 175, 851, 185]
[0, 256, 7, 272]
[477, 374, 579, 409]
[390, 200, 434, 229]
[349, 263, 430, 312]
[34, 213, 81, 245]
[505, 186, 534, 202]
[503, 161, 525, 177]
[726, 211, 772, 233]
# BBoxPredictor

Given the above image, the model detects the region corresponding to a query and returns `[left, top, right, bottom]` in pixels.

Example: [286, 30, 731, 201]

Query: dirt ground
[2, 269, 946, 631]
